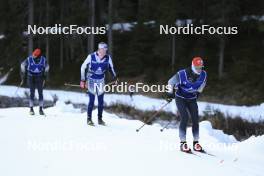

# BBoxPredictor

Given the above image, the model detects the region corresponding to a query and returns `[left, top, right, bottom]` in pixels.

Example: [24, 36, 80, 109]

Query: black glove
[165, 92, 175, 102]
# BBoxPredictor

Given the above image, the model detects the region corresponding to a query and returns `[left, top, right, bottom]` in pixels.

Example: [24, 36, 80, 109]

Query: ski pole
[106, 80, 117, 86]
[64, 80, 117, 88]
[136, 101, 171, 132]
[14, 80, 23, 96]
[160, 110, 180, 132]
[160, 120, 173, 132]
[64, 83, 80, 87]
[0, 67, 14, 85]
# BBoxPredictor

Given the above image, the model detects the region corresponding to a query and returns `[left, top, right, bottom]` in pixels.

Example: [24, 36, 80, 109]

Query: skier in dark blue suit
[80, 42, 118, 126]
[167, 57, 207, 153]
[20, 48, 49, 115]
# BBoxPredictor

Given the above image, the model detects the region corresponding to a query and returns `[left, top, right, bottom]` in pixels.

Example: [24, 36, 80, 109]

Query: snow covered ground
[0, 103, 263, 176]
[0, 85, 264, 122]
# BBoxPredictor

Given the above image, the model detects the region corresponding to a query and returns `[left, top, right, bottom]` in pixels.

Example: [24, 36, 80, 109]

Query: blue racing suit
[80, 52, 116, 119]
[168, 67, 207, 141]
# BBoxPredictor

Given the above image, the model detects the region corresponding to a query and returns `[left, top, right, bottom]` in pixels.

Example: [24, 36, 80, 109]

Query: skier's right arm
[167, 72, 180, 93]
[166, 72, 180, 102]
[20, 58, 28, 83]
[80, 55, 91, 81]
[80, 55, 91, 89]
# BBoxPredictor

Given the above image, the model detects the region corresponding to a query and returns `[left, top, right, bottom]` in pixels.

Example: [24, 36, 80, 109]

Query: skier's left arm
[197, 80, 206, 93]
[43, 56, 49, 79]
[197, 72, 207, 93]
[108, 56, 118, 82]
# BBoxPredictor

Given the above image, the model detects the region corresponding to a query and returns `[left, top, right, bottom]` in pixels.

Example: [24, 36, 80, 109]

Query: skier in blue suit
[80, 42, 118, 126]
[20, 48, 49, 115]
[167, 57, 207, 153]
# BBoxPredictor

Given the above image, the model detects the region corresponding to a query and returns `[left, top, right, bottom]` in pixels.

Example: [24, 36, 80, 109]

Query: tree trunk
[87, 0, 95, 53]
[60, 0, 64, 70]
[218, 0, 226, 79]
[70, 38, 74, 61]
[45, 0, 50, 80]
[171, 34, 176, 73]
[107, 0, 113, 56]
[37, 1, 43, 48]
[60, 38, 64, 70]
[28, 0, 34, 55]
[137, 0, 144, 25]
[218, 37, 225, 79]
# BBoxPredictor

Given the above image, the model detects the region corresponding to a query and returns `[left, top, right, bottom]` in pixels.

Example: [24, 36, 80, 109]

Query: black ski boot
[87, 117, 95, 126]
[39, 107, 45, 116]
[180, 141, 191, 153]
[193, 141, 204, 152]
[98, 117, 106, 126]
[29, 107, 35, 115]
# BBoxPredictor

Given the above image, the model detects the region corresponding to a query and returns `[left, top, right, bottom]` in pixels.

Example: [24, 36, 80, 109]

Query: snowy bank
[0, 85, 263, 122]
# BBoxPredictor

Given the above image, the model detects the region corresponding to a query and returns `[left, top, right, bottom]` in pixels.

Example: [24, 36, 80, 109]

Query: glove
[80, 81, 86, 89]
[165, 92, 175, 102]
